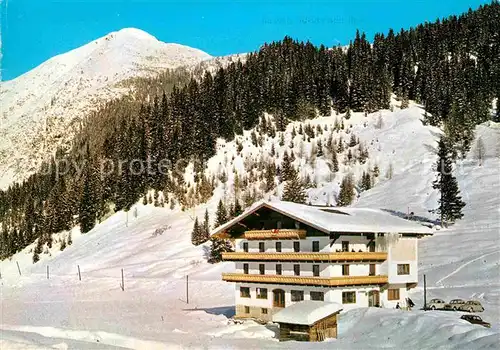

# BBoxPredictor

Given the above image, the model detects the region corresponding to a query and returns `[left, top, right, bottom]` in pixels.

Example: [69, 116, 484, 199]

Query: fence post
[78, 265, 81, 281]
[16, 261, 21, 276]
[423, 274, 427, 311]
[47, 265, 49, 279]
[121, 268, 124, 291]
[186, 275, 189, 304]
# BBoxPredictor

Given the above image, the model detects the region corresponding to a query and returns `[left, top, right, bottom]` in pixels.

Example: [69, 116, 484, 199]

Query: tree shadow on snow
[184, 306, 235, 318]
[381, 208, 439, 227]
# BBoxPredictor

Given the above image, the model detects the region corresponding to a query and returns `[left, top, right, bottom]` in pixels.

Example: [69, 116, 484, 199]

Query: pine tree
[231, 199, 242, 218]
[337, 174, 355, 206]
[201, 209, 210, 243]
[280, 151, 295, 182]
[317, 139, 324, 157]
[349, 133, 357, 147]
[281, 171, 307, 203]
[191, 217, 202, 245]
[337, 137, 344, 153]
[345, 107, 351, 120]
[330, 148, 339, 173]
[264, 162, 276, 192]
[360, 171, 372, 191]
[32, 238, 43, 263]
[279, 132, 285, 146]
[79, 166, 97, 234]
[60, 237, 67, 251]
[208, 236, 234, 263]
[214, 199, 228, 228]
[432, 137, 466, 225]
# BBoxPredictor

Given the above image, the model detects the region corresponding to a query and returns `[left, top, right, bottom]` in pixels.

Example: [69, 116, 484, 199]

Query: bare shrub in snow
[386, 163, 394, 179]
[475, 137, 485, 166]
[375, 112, 384, 129]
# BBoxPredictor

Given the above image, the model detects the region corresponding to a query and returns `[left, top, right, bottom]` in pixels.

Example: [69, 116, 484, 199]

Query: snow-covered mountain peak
[0, 29, 211, 190]
[112, 27, 159, 41]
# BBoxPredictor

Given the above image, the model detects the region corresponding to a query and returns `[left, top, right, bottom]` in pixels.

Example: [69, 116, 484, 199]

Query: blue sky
[0, 0, 491, 81]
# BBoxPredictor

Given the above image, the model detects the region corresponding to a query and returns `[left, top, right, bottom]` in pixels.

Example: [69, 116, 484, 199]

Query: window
[294, 264, 300, 276]
[342, 241, 349, 252]
[277, 221, 282, 229]
[259, 242, 265, 252]
[388, 289, 400, 301]
[310, 291, 324, 301]
[259, 264, 265, 275]
[291, 290, 304, 302]
[240, 287, 250, 298]
[313, 264, 320, 277]
[276, 264, 282, 275]
[256, 288, 268, 299]
[294, 241, 300, 252]
[243, 242, 248, 252]
[261, 308, 268, 315]
[312, 241, 320, 252]
[369, 264, 376, 276]
[275, 242, 282, 252]
[244, 306, 250, 314]
[368, 241, 375, 252]
[397, 264, 410, 275]
[342, 264, 350, 276]
[243, 263, 249, 274]
[342, 291, 356, 304]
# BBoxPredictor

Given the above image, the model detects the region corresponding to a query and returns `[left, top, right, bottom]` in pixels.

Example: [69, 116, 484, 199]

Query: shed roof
[211, 200, 433, 236]
[273, 300, 343, 326]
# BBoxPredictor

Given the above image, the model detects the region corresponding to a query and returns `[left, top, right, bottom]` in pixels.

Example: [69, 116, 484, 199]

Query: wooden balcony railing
[222, 273, 388, 287]
[222, 251, 387, 262]
[243, 229, 307, 240]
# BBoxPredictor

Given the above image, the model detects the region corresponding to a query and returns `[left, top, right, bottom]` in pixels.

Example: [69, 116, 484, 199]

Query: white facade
[228, 234, 420, 318]
[217, 201, 431, 320]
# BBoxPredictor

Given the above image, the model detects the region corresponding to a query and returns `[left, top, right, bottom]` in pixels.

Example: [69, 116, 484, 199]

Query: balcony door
[368, 241, 375, 252]
[368, 290, 380, 307]
[273, 289, 285, 308]
[369, 264, 376, 276]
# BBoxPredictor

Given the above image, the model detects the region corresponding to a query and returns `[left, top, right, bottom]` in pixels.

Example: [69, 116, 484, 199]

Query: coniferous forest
[1, 2, 499, 258]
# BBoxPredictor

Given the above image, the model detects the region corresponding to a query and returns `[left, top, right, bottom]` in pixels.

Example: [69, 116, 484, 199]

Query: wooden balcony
[222, 273, 388, 287]
[243, 229, 307, 240]
[222, 251, 387, 262]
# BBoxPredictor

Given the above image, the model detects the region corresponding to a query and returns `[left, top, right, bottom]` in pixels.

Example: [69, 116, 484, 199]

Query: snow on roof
[211, 200, 434, 236]
[273, 300, 343, 325]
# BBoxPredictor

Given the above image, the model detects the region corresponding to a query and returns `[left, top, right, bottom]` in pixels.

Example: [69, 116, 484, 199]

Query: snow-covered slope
[0, 28, 211, 190]
[356, 120, 500, 328]
[1, 104, 499, 349]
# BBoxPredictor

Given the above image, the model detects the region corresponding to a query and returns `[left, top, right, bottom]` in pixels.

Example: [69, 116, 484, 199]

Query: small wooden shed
[273, 300, 342, 342]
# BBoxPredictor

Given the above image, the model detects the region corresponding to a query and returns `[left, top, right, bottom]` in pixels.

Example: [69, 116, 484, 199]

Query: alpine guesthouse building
[212, 201, 433, 322]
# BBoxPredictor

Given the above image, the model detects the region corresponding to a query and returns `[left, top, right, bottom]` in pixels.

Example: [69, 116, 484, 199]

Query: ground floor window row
[239, 286, 391, 305]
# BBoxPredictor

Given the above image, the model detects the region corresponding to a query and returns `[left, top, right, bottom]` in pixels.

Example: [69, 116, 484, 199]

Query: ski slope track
[1, 98, 500, 348]
[0, 28, 211, 190]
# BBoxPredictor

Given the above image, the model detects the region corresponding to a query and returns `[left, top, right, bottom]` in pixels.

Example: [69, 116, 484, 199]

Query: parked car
[460, 314, 491, 328]
[458, 300, 485, 313]
[426, 298, 446, 310]
[443, 299, 466, 311]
